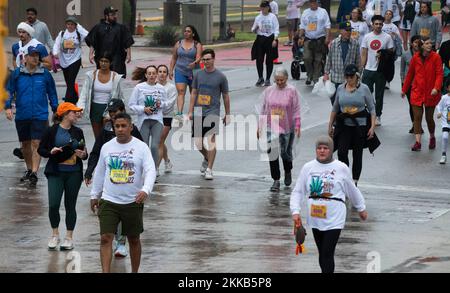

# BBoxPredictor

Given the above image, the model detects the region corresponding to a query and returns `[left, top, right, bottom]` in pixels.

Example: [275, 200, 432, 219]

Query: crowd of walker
[3, 1, 450, 273]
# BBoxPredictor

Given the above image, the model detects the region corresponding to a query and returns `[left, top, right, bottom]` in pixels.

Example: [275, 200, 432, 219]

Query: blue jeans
[267, 132, 295, 180]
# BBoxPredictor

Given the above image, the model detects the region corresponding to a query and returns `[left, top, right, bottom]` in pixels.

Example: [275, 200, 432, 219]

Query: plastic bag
[312, 76, 335, 99]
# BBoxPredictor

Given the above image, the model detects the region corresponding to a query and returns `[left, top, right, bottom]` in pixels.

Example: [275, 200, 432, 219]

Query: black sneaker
[29, 172, 38, 187]
[13, 148, 24, 160]
[305, 79, 312, 85]
[255, 78, 264, 87]
[20, 170, 32, 182]
[270, 180, 280, 192]
[284, 171, 292, 187]
[264, 79, 271, 87]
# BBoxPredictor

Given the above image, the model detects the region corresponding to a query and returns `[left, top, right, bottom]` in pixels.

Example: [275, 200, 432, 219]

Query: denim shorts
[174, 69, 193, 86]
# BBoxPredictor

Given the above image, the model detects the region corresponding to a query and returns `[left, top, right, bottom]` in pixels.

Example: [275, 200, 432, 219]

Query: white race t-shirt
[252, 13, 280, 38]
[90, 137, 156, 204]
[300, 7, 331, 40]
[382, 22, 402, 39]
[290, 159, 366, 231]
[286, 0, 305, 19]
[52, 24, 88, 68]
[362, 31, 394, 71]
[350, 20, 370, 48]
[270, 1, 279, 16]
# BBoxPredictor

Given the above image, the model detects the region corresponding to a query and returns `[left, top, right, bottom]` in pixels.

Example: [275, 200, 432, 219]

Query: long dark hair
[185, 25, 201, 43]
[132, 65, 157, 82]
[419, 36, 431, 56]
[418, 1, 432, 16]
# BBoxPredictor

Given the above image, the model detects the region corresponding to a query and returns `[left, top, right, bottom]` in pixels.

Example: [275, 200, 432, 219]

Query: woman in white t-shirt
[350, 8, 370, 49]
[290, 136, 368, 273]
[52, 16, 88, 104]
[129, 66, 169, 175]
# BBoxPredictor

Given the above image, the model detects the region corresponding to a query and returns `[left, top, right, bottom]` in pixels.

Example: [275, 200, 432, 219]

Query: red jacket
[402, 51, 444, 107]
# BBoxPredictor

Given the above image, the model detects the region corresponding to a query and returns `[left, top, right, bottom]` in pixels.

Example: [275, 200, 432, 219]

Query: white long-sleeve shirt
[290, 159, 366, 231]
[437, 94, 450, 129]
[252, 13, 280, 38]
[128, 82, 169, 129]
[160, 81, 178, 117]
[90, 137, 156, 204]
[300, 7, 331, 40]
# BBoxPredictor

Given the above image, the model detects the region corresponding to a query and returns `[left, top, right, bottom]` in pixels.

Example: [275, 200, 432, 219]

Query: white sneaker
[48, 236, 60, 250]
[60, 238, 74, 251]
[200, 159, 208, 174]
[114, 244, 128, 258]
[204, 168, 213, 180]
[164, 160, 173, 173]
[440, 155, 447, 164]
[375, 117, 381, 126]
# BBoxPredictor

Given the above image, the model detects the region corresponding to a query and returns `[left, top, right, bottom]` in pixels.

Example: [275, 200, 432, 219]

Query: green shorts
[98, 199, 144, 236]
[90, 102, 108, 124]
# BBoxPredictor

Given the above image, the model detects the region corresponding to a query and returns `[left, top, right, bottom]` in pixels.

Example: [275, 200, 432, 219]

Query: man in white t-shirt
[285, 0, 305, 46]
[90, 113, 156, 273]
[361, 14, 394, 126]
[299, 0, 331, 85]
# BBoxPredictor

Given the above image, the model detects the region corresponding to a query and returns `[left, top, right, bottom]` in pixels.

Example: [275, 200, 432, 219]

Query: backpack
[403, 1, 416, 23]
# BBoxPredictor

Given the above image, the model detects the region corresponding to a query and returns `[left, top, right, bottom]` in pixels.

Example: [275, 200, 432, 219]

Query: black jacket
[333, 110, 381, 154]
[38, 124, 88, 177]
[377, 49, 396, 82]
[84, 123, 143, 179]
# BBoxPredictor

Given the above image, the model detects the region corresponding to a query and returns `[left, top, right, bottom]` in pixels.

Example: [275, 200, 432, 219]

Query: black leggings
[337, 125, 366, 180]
[312, 229, 341, 273]
[255, 35, 275, 80]
[62, 59, 82, 104]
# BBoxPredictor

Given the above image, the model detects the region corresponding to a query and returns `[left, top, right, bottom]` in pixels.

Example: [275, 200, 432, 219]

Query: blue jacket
[6, 65, 58, 121]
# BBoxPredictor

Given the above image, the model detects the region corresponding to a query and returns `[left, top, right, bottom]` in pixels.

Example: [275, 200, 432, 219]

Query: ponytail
[132, 65, 158, 83]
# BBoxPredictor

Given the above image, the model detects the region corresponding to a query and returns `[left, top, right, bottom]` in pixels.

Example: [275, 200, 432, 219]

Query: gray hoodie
[410, 15, 442, 47]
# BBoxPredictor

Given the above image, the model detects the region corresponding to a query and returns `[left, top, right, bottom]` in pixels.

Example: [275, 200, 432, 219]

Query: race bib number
[271, 108, 285, 120]
[197, 94, 212, 106]
[110, 170, 130, 183]
[343, 106, 359, 115]
[311, 204, 327, 219]
[307, 22, 317, 31]
[351, 31, 360, 39]
[61, 154, 77, 166]
[420, 28, 430, 37]
[63, 39, 75, 49]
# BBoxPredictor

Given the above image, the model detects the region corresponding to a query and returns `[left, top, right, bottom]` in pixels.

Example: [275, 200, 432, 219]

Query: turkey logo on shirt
[370, 39, 382, 51]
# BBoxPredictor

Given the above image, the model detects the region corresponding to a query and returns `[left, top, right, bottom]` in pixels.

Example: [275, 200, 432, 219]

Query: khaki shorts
[98, 199, 144, 236]
[286, 18, 299, 31]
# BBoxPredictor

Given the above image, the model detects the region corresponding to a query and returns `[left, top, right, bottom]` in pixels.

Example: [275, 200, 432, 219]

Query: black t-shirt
[439, 40, 450, 69]
[85, 20, 134, 58]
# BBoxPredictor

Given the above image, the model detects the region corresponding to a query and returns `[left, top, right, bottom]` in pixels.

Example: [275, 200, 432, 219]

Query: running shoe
[114, 244, 128, 258]
[375, 117, 381, 126]
[164, 160, 173, 173]
[48, 236, 60, 250]
[255, 78, 264, 87]
[29, 172, 38, 187]
[204, 168, 213, 180]
[60, 238, 74, 251]
[264, 79, 271, 87]
[284, 171, 292, 187]
[429, 137, 436, 149]
[411, 142, 422, 151]
[20, 170, 32, 182]
[13, 148, 24, 160]
[440, 155, 447, 164]
[270, 180, 280, 192]
[200, 159, 208, 174]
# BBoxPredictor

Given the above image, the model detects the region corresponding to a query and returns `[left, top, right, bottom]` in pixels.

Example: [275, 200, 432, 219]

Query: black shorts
[191, 115, 220, 138]
[443, 127, 450, 132]
[15, 120, 48, 142]
[163, 117, 173, 128]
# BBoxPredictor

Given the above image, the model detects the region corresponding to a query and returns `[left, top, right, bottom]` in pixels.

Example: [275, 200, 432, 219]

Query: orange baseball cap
[56, 102, 83, 116]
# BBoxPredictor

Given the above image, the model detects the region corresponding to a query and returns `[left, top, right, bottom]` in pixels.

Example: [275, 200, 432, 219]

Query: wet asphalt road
[0, 45, 449, 273]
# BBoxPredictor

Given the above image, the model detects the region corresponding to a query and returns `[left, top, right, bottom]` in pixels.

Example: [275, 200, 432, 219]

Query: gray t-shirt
[192, 69, 229, 117]
[332, 83, 375, 126]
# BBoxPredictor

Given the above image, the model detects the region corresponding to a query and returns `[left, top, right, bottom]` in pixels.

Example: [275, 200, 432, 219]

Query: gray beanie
[315, 135, 334, 152]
